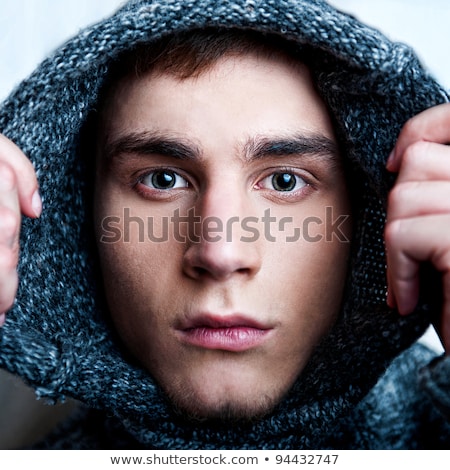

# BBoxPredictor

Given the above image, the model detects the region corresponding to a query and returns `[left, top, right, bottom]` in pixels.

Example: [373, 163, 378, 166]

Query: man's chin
[171, 396, 280, 423]
[163, 380, 287, 423]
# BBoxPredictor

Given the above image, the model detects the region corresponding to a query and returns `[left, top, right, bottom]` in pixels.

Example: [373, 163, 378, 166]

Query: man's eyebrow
[244, 134, 340, 164]
[103, 131, 202, 162]
[102, 131, 340, 167]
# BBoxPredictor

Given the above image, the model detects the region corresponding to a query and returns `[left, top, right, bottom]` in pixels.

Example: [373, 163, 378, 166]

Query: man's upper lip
[179, 314, 271, 330]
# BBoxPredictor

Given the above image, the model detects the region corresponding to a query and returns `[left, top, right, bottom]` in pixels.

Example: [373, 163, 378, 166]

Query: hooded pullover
[0, 0, 449, 449]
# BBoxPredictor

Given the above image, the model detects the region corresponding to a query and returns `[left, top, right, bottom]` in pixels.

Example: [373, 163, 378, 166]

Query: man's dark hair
[108, 28, 307, 82]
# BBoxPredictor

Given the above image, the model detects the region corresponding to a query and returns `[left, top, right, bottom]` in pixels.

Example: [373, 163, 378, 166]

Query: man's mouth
[177, 314, 273, 352]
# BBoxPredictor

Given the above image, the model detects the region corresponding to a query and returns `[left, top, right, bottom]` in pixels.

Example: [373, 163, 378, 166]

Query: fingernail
[386, 150, 395, 170]
[0, 313, 5, 327]
[386, 287, 396, 309]
[32, 189, 42, 218]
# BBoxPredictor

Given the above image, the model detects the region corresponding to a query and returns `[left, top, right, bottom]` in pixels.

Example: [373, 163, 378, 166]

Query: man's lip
[176, 314, 274, 352]
[179, 313, 270, 330]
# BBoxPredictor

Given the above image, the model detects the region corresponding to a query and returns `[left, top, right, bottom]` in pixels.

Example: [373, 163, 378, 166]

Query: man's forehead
[97, 33, 340, 171]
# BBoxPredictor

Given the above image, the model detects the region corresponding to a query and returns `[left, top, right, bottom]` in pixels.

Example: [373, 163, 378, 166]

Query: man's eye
[140, 170, 189, 190]
[260, 172, 307, 192]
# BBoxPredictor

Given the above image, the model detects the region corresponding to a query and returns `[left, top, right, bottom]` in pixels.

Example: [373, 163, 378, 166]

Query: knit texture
[0, 0, 449, 448]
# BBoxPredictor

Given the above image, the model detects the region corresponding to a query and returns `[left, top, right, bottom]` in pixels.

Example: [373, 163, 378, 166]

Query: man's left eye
[260, 172, 307, 192]
[140, 170, 189, 190]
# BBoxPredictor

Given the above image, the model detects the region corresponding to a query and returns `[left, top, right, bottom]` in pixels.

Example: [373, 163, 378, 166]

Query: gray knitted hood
[0, 0, 448, 449]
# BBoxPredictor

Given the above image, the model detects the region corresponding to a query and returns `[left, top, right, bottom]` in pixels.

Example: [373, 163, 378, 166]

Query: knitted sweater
[0, 0, 449, 449]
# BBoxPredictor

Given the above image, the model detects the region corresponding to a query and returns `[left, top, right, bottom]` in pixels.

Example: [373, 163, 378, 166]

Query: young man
[0, 0, 449, 449]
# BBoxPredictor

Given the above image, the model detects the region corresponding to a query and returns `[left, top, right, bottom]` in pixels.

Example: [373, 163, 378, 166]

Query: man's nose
[182, 187, 262, 282]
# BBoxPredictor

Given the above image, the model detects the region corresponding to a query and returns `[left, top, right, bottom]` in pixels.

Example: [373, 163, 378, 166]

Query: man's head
[93, 30, 352, 421]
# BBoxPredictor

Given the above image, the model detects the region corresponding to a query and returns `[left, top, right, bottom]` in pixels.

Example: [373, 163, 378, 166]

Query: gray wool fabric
[0, 0, 449, 449]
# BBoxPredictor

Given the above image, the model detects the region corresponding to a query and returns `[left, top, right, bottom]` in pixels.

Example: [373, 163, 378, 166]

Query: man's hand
[0, 135, 41, 327]
[385, 102, 450, 352]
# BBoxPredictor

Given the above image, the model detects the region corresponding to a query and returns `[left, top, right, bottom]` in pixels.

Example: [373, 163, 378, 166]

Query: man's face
[94, 52, 351, 420]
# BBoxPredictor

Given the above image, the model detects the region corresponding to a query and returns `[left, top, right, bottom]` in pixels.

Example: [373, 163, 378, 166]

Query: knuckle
[0, 284, 17, 311]
[401, 115, 421, 139]
[384, 218, 404, 249]
[0, 247, 18, 272]
[0, 134, 32, 172]
[0, 299, 15, 314]
[387, 183, 407, 209]
[387, 181, 421, 213]
[0, 206, 20, 238]
[435, 249, 450, 273]
[0, 161, 17, 190]
[402, 141, 431, 170]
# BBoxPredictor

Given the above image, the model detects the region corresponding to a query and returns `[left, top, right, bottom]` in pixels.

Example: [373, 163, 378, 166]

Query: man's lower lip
[179, 327, 271, 352]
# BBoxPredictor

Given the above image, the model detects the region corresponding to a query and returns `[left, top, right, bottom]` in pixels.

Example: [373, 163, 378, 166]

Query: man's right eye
[140, 170, 189, 190]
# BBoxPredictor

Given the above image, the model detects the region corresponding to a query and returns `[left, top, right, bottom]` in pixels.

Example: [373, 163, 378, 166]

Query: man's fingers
[0, 135, 42, 325]
[385, 245, 420, 316]
[386, 103, 450, 352]
[387, 102, 450, 173]
[441, 272, 450, 352]
[0, 134, 41, 218]
[392, 141, 450, 184]
[0, 243, 19, 315]
[387, 181, 450, 221]
[385, 214, 450, 316]
[0, 163, 22, 319]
